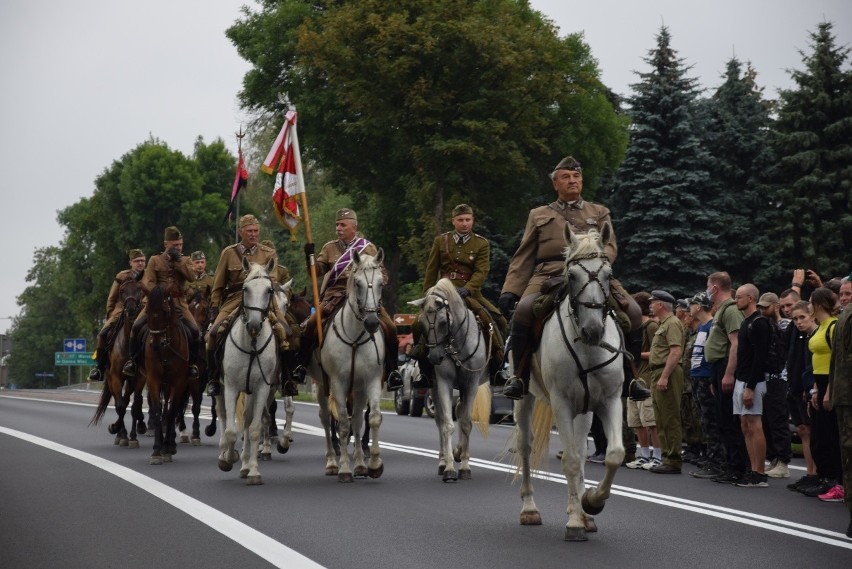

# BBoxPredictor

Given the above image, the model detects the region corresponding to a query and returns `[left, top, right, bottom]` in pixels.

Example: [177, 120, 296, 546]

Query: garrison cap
[335, 209, 357, 222]
[190, 251, 205, 261]
[163, 226, 182, 241]
[650, 290, 676, 305]
[128, 249, 145, 261]
[757, 292, 780, 308]
[451, 203, 473, 217]
[239, 214, 260, 228]
[553, 156, 582, 173]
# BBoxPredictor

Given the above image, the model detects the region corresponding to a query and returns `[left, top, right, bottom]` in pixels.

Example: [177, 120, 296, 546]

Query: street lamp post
[0, 318, 12, 389]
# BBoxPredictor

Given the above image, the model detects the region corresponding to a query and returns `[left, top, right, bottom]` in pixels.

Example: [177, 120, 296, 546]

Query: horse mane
[563, 228, 603, 264]
[245, 261, 268, 281]
[432, 278, 465, 315]
[147, 284, 165, 312]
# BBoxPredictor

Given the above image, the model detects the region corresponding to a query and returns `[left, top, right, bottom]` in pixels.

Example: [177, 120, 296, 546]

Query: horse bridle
[421, 291, 488, 371]
[228, 273, 276, 394]
[344, 264, 383, 323]
[565, 252, 611, 334]
[239, 273, 274, 327]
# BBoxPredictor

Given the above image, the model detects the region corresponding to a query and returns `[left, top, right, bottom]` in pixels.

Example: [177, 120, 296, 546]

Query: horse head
[562, 222, 613, 346]
[118, 270, 145, 321]
[288, 287, 312, 325]
[240, 257, 275, 338]
[274, 278, 295, 316]
[409, 278, 465, 365]
[349, 249, 384, 334]
[146, 285, 175, 351]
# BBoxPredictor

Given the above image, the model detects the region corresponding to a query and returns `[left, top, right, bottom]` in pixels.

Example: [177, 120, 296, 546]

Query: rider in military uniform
[206, 215, 295, 396]
[296, 208, 403, 391]
[497, 156, 641, 399]
[184, 250, 214, 301]
[87, 248, 146, 381]
[123, 227, 201, 379]
[413, 203, 507, 384]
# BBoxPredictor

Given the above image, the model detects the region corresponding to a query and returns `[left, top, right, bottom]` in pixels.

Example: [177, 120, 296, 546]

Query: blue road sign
[63, 338, 87, 353]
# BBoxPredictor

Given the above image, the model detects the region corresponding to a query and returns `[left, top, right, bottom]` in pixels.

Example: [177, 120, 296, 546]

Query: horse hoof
[113, 437, 120, 446]
[240, 469, 249, 479]
[354, 465, 368, 478]
[459, 469, 471, 480]
[325, 466, 339, 476]
[179, 435, 189, 444]
[260, 453, 271, 462]
[163, 454, 173, 463]
[520, 511, 542, 526]
[584, 516, 598, 533]
[108, 424, 118, 435]
[581, 492, 605, 516]
[247, 475, 263, 486]
[277, 441, 290, 454]
[204, 425, 216, 437]
[191, 438, 201, 446]
[438, 465, 446, 476]
[442, 470, 458, 482]
[128, 440, 139, 449]
[368, 463, 384, 479]
[150, 456, 163, 466]
[338, 472, 354, 483]
[137, 423, 147, 435]
[564, 527, 588, 542]
[218, 459, 233, 472]
[119, 439, 128, 447]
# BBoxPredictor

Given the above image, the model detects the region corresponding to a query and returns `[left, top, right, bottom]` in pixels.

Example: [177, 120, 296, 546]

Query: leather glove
[304, 242, 316, 272]
[498, 292, 519, 316]
[456, 287, 470, 299]
[167, 247, 181, 262]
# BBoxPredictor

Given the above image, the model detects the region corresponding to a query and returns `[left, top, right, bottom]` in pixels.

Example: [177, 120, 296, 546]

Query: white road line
[0, 426, 326, 569]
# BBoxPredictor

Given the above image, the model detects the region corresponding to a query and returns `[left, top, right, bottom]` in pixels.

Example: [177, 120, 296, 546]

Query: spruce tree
[609, 27, 715, 295]
[773, 22, 852, 279]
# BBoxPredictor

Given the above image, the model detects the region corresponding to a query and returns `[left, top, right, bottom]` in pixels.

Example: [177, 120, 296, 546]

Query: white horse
[270, 280, 296, 457]
[513, 222, 625, 541]
[216, 258, 279, 485]
[308, 249, 386, 482]
[410, 278, 492, 481]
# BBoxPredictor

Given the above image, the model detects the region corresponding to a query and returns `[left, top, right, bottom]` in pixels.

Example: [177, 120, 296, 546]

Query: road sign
[35, 372, 55, 377]
[55, 352, 94, 366]
[63, 338, 87, 353]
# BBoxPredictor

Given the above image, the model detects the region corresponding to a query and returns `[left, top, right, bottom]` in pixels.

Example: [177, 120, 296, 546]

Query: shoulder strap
[443, 233, 463, 275]
[826, 319, 837, 347]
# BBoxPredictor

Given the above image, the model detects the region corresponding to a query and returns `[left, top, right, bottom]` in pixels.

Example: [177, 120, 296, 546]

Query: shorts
[732, 380, 767, 416]
[788, 393, 812, 427]
[627, 396, 656, 428]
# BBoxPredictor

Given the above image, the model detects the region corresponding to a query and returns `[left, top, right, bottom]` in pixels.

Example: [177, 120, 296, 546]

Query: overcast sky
[1, 0, 849, 333]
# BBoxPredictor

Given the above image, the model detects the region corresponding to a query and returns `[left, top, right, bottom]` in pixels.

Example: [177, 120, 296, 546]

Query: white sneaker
[642, 457, 662, 471]
[626, 457, 649, 469]
[765, 460, 790, 478]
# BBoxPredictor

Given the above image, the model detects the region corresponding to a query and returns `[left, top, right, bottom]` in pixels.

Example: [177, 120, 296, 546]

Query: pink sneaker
[818, 484, 845, 502]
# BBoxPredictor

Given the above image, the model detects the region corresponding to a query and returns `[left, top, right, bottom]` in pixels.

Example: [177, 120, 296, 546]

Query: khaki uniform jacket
[502, 200, 616, 297]
[424, 232, 498, 314]
[138, 252, 196, 327]
[211, 243, 277, 315]
[274, 265, 291, 287]
[105, 269, 139, 325]
[316, 237, 387, 300]
[829, 308, 852, 407]
[185, 272, 214, 301]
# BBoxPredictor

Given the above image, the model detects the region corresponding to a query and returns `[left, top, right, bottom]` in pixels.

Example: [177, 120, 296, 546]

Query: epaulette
[259, 244, 275, 253]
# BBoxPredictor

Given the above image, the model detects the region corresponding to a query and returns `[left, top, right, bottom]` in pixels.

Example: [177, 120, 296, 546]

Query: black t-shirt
[736, 312, 771, 389]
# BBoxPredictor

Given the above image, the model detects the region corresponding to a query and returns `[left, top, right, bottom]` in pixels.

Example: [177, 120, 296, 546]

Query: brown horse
[90, 272, 147, 447]
[144, 284, 191, 465]
[177, 287, 214, 445]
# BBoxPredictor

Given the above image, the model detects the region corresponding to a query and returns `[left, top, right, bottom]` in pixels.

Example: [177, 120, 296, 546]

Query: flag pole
[289, 108, 323, 344]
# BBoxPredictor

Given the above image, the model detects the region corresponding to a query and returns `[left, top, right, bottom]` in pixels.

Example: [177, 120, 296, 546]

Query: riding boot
[206, 348, 220, 397]
[280, 351, 298, 397]
[412, 355, 433, 389]
[187, 331, 200, 380]
[289, 350, 307, 384]
[122, 332, 140, 378]
[385, 334, 403, 392]
[501, 323, 532, 400]
[291, 323, 314, 384]
[88, 347, 108, 381]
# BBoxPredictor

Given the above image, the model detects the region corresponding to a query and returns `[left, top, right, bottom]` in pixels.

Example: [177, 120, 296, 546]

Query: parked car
[422, 382, 514, 424]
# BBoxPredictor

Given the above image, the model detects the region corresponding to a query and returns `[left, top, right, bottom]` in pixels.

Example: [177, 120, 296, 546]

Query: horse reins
[421, 290, 490, 373]
[227, 273, 276, 394]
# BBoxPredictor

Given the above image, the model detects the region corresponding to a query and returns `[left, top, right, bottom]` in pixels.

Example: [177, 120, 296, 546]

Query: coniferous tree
[772, 22, 852, 279]
[609, 27, 716, 295]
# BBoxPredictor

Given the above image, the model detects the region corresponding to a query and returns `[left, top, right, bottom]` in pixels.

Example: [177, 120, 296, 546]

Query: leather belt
[535, 256, 563, 265]
[443, 271, 471, 281]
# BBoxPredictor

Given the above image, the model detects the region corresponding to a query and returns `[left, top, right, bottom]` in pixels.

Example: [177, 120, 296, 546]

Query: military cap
[239, 214, 260, 228]
[676, 298, 690, 311]
[757, 292, 779, 308]
[553, 156, 582, 172]
[128, 249, 145, 261]
[164, 226, 182, 241]
[190, 251, 205, 261]
[650, 290, 676, 305]
[451, 203, 473, 217]
[260, 239, 276, 250]
[335, 208, 357, 222]
[690, 291, 713, 310]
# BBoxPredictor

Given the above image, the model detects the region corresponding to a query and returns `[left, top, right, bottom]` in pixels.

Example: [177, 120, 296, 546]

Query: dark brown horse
[144, 284, 191, 465]
[90, 272, 147, 447]
[177, 287, 213, 445]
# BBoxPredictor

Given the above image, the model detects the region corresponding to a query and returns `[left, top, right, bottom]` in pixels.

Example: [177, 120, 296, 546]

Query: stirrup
[122, 360, 136, 378]
[292, 365, 307, 384]
[88, 368, 102, 381]
[411, 373, 430, 389]
[188, 365, 199, 380]
[386, 370, 403, 392]
[207, 381, 220, 397]
[628, 378, 651, 401]
[502, 377, 526, 400]
[282, 381, 298, 397]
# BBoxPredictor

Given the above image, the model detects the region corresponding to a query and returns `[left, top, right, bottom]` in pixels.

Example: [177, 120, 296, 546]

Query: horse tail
[235, 392, 246, 430]
[328, 395, 339, 421]
[529, 399, 553, 472]
[471, 382, 492, 438]
[90, 380, 113, 426]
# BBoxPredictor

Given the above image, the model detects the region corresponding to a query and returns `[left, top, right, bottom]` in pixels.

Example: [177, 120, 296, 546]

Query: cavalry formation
[89, 226, 627, 542]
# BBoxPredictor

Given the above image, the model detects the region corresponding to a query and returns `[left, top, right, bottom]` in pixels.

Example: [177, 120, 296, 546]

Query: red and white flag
[224, 151, 248, 223]
[267, 111, 304, 235]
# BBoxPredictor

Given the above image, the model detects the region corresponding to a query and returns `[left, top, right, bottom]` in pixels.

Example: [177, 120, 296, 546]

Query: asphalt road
[1, 388, 850, 569]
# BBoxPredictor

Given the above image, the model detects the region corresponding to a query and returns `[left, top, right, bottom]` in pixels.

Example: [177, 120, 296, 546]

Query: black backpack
[748, 316, 786, 374]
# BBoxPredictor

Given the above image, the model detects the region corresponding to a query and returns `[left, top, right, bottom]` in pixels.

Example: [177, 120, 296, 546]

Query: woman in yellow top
[805, 287, 842, 500]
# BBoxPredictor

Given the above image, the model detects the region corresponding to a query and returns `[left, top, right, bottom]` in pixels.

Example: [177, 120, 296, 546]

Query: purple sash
[322, 237, 370, 293]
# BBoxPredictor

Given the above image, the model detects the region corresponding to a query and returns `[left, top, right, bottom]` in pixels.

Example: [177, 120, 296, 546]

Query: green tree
[227, 0, 628, 308]
[608, 27, 716, 295]
[772, 22, 852, 278]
